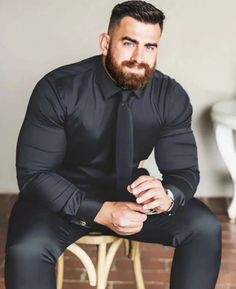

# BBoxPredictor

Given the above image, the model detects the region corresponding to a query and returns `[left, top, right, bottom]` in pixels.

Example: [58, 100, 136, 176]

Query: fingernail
[133, 188, 138, 194]
[143, 205, 147, 209]
[136, 198, 141, 203]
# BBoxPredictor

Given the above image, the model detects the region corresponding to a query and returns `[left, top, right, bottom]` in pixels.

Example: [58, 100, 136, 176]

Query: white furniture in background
[211, 99, 236, 222]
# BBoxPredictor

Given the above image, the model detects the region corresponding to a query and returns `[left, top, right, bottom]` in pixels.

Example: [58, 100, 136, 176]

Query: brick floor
[0, 195, 235, 289]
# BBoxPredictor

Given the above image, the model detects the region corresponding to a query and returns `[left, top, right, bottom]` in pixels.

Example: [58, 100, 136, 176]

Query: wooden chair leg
[124, 239, 130, 257]
[56, 237, 144, 289]
[97, 243, 107, 289]
[104, 238, 123, 282]
[56, 253, 64, 289]
[130, 241, 146, 289]
[67, 243, 97, 286]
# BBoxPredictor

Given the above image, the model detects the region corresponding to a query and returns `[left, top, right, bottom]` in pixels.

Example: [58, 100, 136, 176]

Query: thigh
[5, 198, 90, 260]
[127, 198, 221, 247]
[5, 198, 91, 289]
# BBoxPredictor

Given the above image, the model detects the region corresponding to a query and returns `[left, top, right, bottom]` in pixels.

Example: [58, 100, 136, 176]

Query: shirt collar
[95, 55, 144, 100]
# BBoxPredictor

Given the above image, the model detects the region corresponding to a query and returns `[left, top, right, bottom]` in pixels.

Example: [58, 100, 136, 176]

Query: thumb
[127, 185, 133, 193]
[126, 202, 150, 214]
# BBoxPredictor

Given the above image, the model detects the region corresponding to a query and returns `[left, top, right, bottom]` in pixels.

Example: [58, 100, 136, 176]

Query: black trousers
[5, 197, 221, 289]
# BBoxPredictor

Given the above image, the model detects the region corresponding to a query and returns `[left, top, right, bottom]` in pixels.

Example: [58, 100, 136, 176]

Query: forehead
[111, 16, 161, 43]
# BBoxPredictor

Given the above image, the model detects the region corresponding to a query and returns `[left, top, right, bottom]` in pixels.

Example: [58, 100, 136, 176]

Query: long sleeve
[16, 77, 104, 228]
[154, 81, 200, 213]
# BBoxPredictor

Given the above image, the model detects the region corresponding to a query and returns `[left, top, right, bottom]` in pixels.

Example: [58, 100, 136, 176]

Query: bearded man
[5, 1, 221, 289]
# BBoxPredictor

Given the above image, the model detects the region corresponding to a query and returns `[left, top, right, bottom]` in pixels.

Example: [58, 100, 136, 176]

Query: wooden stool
[56, 232, 145, 289]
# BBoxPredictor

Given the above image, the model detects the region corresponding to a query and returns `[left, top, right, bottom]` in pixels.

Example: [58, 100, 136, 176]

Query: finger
[114, 221, 144, 229]
[136, 189, 161, 204]
[115, 213, 147, 227]
[115, 230, 140, 236]
[132, 180, 162, 196]
[125, 202, 150, 214]
[113, 222, 142, 231]
[118, 209, 148, 223]
[114, 224, 143, 235]
[127, 185, 132, 193]
[128, 211, 148, 222]
[130, 175, 157, 189]
[142, 199, 163, 210]
[134, 190, 148, 200]
[139, 196, 152, 205]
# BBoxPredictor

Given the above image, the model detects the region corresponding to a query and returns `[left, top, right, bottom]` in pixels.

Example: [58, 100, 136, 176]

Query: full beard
[105, 48, 156, 90]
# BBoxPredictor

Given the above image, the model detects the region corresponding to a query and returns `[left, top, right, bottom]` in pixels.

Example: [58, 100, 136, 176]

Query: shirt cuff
[163, 184, 186, 216]
[65, 192, 104, 228]
[75, 194, 104, 228]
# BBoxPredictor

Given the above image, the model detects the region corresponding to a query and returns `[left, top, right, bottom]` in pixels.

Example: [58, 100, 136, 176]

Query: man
[5, 1, 221, 289]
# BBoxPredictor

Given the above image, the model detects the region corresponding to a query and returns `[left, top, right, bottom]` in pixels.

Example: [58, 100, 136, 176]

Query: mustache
[122, 60, 150, 70]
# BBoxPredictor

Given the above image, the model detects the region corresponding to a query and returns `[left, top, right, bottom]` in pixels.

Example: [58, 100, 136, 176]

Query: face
[100, 16, 162, 90]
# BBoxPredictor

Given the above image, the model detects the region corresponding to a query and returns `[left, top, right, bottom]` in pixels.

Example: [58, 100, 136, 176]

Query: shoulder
[152, 69, 190, 106]
[152, 70, 188, 97]
[32, 55, 100, 109]
[151, 70, 192, 125]
[43, 55, 100, 86]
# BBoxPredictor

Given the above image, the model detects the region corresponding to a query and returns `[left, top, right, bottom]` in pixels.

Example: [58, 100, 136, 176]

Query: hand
[127, 175, 172, 213]
[94, 201, 149, 235]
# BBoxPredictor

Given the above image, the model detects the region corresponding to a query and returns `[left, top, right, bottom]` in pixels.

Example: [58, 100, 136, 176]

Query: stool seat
[56, 232, 145, 289]
[77, 232, 120, 245]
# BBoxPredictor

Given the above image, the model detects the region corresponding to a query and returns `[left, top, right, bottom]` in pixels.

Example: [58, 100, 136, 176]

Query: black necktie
[115, 90, 134, 198]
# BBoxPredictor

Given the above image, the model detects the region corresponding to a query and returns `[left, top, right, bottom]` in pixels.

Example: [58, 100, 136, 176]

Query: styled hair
[108, 0, 165, 33]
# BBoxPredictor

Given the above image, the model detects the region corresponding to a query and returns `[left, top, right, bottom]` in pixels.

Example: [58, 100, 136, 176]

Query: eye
[146, 45, 155, 51]
[123, 41, 135, 47]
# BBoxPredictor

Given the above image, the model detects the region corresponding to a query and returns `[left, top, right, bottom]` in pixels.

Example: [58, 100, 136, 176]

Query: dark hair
[108, 0, 165, 33]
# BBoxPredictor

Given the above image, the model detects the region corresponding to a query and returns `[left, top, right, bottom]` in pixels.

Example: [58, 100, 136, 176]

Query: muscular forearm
[17, 169, 104, 228]
[161, 167, 200, 208]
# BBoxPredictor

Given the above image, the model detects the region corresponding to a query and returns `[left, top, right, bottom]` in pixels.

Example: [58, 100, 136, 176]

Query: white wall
[1, 0, 236, 197]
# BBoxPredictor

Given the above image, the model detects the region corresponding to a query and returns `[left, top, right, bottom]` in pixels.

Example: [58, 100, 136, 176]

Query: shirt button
[79, 220, 87, 227]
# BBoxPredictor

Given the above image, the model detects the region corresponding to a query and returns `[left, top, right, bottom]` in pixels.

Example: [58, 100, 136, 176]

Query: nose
[130, 46, 143, 63]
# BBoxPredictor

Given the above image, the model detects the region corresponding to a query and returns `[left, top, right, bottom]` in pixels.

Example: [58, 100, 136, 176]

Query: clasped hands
[94, 175, 173, 236]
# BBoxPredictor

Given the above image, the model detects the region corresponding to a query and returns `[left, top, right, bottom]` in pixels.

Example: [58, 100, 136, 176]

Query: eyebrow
[121, 36, 158, 47]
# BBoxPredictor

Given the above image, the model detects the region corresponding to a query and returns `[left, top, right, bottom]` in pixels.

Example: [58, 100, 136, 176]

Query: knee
[190, 211, 221, 249]
[5, 237, 59, 265]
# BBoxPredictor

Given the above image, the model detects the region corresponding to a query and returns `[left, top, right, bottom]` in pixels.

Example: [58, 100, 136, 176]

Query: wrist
[165, 189, 174, 212]
[94, 201, 115, 225]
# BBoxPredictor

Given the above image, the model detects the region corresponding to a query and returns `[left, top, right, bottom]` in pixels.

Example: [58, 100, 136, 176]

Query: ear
[99, 33, 110, 56]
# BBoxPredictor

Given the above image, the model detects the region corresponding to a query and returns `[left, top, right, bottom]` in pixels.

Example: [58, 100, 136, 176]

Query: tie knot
[121, 90, 134, 103]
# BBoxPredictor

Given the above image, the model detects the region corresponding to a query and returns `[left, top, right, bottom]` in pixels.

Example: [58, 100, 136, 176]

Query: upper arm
[154, 80, 198, 172]
[16, 76, 67, 189]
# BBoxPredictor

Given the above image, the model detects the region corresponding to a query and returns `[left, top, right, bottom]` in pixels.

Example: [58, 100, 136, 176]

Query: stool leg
[56, 253, 64, 289]
[97, 243, 107, 289]
[131, 241, 145, 289]
[104, 238, 123, 283]
[67, 243, 97, 286]
[124, 239, 131, 257]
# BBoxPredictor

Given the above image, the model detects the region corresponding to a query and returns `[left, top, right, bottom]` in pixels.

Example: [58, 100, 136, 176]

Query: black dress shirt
[16, 55, 200, 228]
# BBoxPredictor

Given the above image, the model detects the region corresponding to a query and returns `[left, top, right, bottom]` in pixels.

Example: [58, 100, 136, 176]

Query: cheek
[144, 51, 158, 66]
[113, 47, 134, 63]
